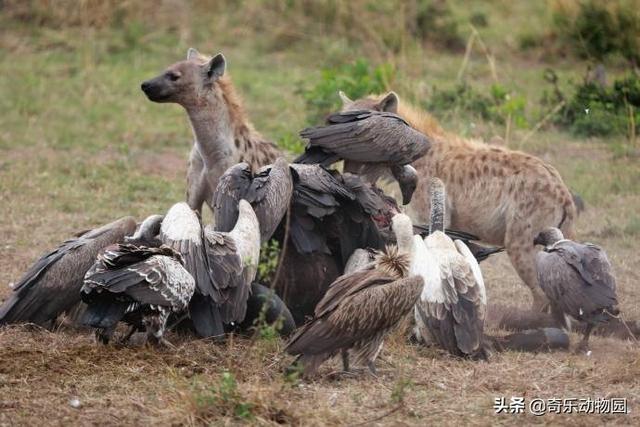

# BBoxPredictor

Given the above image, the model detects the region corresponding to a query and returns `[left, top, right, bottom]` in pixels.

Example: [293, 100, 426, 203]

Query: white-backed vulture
[400, 178, 488, 359]
[295, 109, 431, 204]
[534, 227, 619, 352]
[0, 216, 137, 327]
[81, 244, 195, 346]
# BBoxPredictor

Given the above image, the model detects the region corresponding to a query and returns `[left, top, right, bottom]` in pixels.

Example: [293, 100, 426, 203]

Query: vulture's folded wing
[213, 162, 252, 233]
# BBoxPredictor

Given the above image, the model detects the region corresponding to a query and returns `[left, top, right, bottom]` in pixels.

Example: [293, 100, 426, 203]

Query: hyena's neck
[186, 93, 238, 167]
[185, 82, 281, 171]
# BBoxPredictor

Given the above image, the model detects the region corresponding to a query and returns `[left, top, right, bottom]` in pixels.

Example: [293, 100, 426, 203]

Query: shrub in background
[300, 58, 395, 125]
[551, 0, 640, 65]
[410, 0, 465, 51]
[552, 74, 640, 137]
[426, 82, 528, 128]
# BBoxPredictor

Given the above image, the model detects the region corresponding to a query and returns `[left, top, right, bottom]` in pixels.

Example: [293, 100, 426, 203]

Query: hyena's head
[338, 91, 399, 114]
[141, 48, 226, 107]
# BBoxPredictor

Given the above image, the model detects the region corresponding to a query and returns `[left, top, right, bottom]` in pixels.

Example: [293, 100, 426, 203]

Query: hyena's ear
[377, 92, 399, 113]
[338, 90, 353, 105]
[204, 53, 226, 81]
[187, 47, 201, 61]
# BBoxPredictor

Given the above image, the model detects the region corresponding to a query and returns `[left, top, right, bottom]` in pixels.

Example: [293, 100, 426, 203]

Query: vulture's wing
[288, 164, 353, 254]
[425, 248, 485, 356]
[0, 217, 136, 326]
[536, 249, 617, 320]
[203, 229, 247, 323]
[83, 255, 194, 312]
[286, 275, 422, 355]
[290, 164, 355, 203]
[296, 110, 430, 165]
[160, 203, 217, 301]
[213, 162, 252, 232]
[339, 173, 386, 217]
[413, 224, 504, 263]
[313, 270, 389, 317]
[454, 240, 486, 303]
[245, 158, 293, 243]
[553, 241, 617, 292]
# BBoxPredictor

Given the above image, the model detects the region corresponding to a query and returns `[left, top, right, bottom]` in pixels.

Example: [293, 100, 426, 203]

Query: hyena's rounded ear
[377, 91, 399, 113]
[338, 90, 353, 105]
[187, 47, 201, 61]
[204, 53, 226, 81]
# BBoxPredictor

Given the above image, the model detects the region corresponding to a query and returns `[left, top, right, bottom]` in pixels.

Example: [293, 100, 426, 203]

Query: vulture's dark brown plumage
[0, 216, 137, 327]
[213, 158, 293, 244]
[286, 267, 423, 377]
[295, 109, 430, 204]
[535, 227, 618, 351]
[296, 110, 430, 166]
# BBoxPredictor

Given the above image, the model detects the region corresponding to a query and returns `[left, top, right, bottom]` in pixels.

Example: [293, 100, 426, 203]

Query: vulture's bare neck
[429, 179, 446, 234]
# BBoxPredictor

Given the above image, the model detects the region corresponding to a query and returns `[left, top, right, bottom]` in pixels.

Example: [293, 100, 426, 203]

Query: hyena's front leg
[186, 145, 209, 214]
[505, 220, 548, 312]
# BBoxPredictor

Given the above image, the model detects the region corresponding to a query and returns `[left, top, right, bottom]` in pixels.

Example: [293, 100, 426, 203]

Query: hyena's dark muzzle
[141, 77, 172, 102]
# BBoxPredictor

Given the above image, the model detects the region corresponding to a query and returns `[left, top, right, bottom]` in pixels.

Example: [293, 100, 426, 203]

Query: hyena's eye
[165, 71, 181, 82]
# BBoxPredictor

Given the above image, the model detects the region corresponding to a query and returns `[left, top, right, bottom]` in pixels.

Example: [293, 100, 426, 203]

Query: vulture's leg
[118, 325, 137, 345]
[341, 350, 350, 372]
[95, 325, 115, 345]
[144, 310, 173, 348]
[576, 323, 594, 353]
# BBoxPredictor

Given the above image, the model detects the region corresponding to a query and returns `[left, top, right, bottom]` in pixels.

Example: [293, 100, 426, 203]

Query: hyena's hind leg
[504, 220, 548, 312]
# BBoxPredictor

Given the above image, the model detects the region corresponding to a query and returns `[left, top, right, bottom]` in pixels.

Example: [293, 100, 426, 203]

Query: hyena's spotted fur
[141, 49, 281, 214]
[342, 92, 576, 310]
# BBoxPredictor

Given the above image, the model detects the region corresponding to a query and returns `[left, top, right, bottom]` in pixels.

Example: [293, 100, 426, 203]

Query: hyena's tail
[558, 192, 577, 240]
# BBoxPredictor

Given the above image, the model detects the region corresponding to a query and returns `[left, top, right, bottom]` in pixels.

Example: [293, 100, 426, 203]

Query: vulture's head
[533, 227, 565, 247]
[374, 245, 410, 279]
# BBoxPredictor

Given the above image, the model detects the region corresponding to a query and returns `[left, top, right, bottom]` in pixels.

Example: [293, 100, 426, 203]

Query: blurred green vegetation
[551, 0, 640, 65]
[0, 0, 638, 235]
[301, 58, 395, 124]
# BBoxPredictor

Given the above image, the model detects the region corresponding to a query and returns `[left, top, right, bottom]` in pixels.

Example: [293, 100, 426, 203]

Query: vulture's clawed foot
[146, 334, 176, 350]
[116, 326, 138, 346]
[574, 340, 591, 355]
[325, 369, 361, 380]
[94, 328, 114, 345]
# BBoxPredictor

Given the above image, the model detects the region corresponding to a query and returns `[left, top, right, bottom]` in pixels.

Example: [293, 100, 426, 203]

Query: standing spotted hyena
[340, 91, 576, 310]
[141, 49, 281, 214]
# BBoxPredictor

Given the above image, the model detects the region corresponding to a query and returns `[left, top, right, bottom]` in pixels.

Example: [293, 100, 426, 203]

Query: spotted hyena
[341, 91, 576, 310]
